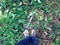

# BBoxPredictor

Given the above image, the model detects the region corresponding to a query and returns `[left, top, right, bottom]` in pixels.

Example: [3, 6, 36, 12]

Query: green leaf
[38, 0, 41, 3]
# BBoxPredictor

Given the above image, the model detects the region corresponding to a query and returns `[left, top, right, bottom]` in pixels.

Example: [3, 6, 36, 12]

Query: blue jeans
[16, 36, 39, 45]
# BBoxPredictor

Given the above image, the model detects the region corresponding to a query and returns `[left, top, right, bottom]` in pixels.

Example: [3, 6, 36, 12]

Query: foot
[31, 29, 36, 36]
[23, 30, 29, 37]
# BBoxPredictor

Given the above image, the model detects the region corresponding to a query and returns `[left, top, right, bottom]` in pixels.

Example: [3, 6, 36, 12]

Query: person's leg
[31, 36, 39, 45]
[16, 36, 30, 45]
[30, 29, 39, 45]
[16, 30, 30, 45]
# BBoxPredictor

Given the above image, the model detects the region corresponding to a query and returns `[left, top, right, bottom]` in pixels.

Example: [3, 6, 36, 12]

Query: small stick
[19, 15, 33, 37]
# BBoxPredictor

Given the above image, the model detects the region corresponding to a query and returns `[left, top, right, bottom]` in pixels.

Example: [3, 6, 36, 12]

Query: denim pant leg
[31, 36, 39, 45]
[16, 36, 30, 45]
